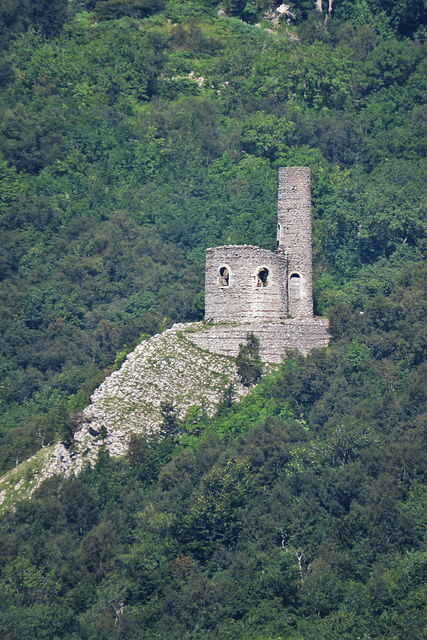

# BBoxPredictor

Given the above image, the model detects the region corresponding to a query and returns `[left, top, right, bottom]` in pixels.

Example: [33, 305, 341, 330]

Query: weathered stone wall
[188, 319, 330, 362]
[205, 167, 315, 324]
[277, 167, 313, 318]
[201, 167, 328, 363]
[205, 245, 287, 323]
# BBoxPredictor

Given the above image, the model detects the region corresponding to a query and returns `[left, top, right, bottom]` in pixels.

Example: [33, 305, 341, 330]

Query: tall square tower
[277, 167, 313, 318]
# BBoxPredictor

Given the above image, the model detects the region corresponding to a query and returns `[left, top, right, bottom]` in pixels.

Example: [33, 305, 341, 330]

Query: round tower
[204, 245, 287, 323]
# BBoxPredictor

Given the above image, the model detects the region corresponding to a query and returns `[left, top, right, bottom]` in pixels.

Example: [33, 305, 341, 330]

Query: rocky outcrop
[75, 322, 247, 465]
[0, 323, 248, 507]
[0, 316, 329, 510]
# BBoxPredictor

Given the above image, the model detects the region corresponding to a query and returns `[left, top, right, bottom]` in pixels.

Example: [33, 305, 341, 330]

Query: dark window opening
[257, 268, 269, 287]
[219, 266, 229, 286]
[290, 273, 301, 299]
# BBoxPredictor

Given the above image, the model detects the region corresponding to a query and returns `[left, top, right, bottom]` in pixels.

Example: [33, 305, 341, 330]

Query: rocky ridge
[0, 323, 248, 510]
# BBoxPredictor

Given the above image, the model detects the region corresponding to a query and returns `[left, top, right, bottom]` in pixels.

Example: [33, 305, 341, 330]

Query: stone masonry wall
[205, 245, 287, 323]
[277, 167, 313, 318]
[188, 319, 330, 362]
[205, 167, 315, 324]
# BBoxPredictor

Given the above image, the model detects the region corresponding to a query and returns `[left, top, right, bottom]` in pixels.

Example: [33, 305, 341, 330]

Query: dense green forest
[1, 273, 426, 639]
[0, 0, 426, 637]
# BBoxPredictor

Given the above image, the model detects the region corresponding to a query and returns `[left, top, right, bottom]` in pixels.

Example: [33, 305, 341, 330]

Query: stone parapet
[187, 319, 330, 363]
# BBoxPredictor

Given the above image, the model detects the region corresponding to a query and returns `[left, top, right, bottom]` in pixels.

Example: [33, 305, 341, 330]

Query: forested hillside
[0, 0, 426, 637]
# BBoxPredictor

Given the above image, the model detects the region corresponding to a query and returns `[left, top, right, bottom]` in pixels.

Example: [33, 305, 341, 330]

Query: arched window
[219, 266, 229, 286]
[257, 268, 269, 287]
[289, 273, 301, 299]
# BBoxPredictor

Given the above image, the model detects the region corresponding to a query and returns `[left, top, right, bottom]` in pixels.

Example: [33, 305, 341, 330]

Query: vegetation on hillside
[0, 267, 425, 638]
[0, 0, 425, 636]
[0, 0, 425, 472]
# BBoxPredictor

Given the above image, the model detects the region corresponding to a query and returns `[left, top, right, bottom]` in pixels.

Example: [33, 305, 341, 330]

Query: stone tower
[189, 167, 329, 362]
[204, 246, 287, 323]
[277, 167, 313, 318]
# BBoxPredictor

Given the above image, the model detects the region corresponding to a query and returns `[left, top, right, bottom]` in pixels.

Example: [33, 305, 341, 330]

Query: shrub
[236, 332, 263, 387]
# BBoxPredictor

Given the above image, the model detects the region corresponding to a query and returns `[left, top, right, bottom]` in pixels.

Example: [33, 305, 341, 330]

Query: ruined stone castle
[188, 167, 330, 362]
[0, 169, 331, 506]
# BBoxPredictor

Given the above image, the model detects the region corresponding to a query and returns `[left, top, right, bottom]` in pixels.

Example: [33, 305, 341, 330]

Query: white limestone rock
[0, 323, 247, 507]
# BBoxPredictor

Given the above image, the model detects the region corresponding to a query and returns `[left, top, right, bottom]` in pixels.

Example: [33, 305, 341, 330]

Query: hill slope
[0, 323, 249, 510]
[0, 1, 425, 475]
[0, 279, 425, 639]
[0, 2, 425, 638]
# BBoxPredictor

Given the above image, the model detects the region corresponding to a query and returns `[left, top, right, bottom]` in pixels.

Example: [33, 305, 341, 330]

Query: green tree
[2, 556, 60, 606]
[95, 0, 167, 20]
[236, 332, 263, 387]
[179, 459, 255, 558]
[158, 401, 181, 441]
[0, 0, 69, 49]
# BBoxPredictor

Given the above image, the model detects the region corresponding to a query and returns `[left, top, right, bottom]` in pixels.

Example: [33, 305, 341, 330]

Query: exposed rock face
[276, 3, 296, 22]
[77, 323, 247, 461]
[0, 323, 248, 506]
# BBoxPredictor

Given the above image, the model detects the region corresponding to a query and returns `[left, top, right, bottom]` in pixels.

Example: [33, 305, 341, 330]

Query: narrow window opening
[219, 266, 229, 286]
[289, 273, 301, 299]
[257, 268, 269, 287]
